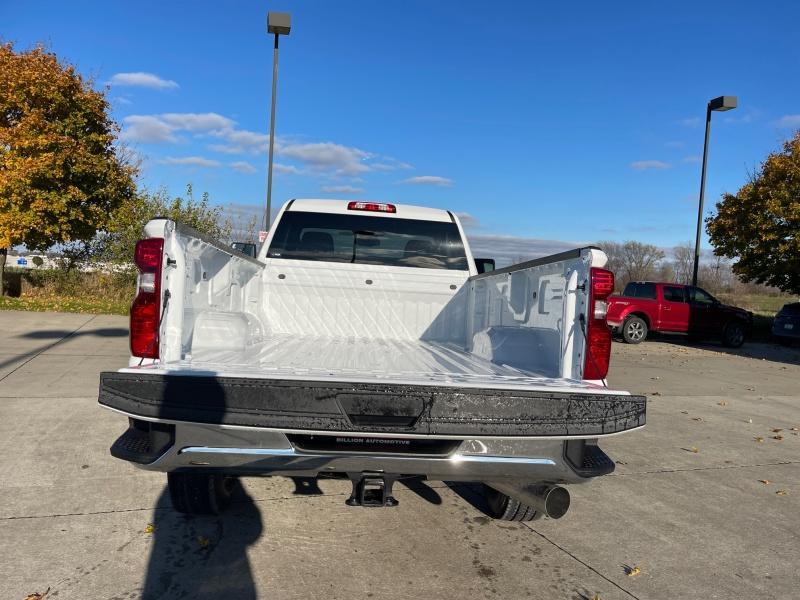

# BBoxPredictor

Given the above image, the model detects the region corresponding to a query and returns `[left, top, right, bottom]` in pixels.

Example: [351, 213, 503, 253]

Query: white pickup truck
[99, 199, 645, 521]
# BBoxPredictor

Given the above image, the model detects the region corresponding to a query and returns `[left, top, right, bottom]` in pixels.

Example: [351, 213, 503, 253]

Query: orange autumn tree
[706, 132, 800, 295]
[0, 43, 136, 292]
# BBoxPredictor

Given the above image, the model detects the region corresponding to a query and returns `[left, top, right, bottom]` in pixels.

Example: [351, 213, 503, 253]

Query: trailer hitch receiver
[346, 473, 399, 507]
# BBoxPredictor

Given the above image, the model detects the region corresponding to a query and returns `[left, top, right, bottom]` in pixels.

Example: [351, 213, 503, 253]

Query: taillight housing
[130, 238, 164, 359]
[347, 201, 396, 213]
[583, 267, 614, 380]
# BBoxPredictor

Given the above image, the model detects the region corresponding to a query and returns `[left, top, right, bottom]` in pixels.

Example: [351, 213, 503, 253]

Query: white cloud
[273, 163, 302, 175]
[399, 175, 453, 187]
[160, 156, 220, 167]
[455, 212, 479, 229]
[160, 112, 234, 131]
[121, 112, 250, 148]
[109, 72, 178, 90]
[230, 161, 257, 174]
[630, 160, 671, 171]
[209, 128, 271, 154]
[776, 114, 800, 128]
[278, 142, 372, 176]
[119, 111, 413, 178]
[120, 115, 177, 143]
[321, 185, 364, 194]
[369, 157, 414, 171]
[682, 155, 702, 164]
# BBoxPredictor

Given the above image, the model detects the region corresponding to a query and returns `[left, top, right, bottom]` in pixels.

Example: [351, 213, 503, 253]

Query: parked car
[772, 302, 800, 345]
[98, 199, 645, 522]
[607, 281, 753, 347]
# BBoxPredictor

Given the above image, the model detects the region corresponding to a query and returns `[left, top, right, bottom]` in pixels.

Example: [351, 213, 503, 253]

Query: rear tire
[622, 316, 648, 344]
[722, 322, 745, 348]
[168, 472, 235, 515]
[483, 485, 540, 522]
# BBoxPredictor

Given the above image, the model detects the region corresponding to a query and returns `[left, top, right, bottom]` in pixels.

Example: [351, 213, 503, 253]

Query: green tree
[707, 133, 800, 294]
[102, 185, 230, 264]
[0, 43, 136, 293]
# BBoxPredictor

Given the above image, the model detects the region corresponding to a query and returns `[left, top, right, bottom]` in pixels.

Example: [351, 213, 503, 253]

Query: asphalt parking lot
[1, 311, 798, 600]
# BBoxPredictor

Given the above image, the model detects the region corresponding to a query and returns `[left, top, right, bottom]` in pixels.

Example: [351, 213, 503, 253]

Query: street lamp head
[708, 96, 737, 112]
[268, 11, 291, 35]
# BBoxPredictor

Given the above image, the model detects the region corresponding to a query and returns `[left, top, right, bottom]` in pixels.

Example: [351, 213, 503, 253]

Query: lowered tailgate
[99, 371, 645, 437]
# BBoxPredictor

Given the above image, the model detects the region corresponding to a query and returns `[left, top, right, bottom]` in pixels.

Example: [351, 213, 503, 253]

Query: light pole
[692, 95, 737, 286]
[264, 11, 291, 233]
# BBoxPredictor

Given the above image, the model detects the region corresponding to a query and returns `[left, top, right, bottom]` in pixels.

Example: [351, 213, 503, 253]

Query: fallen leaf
[791, 427, 799, 432]
[772, 428, 783, 433]
[23, 589, 50, 600]
[592, 594, 602, 600]
[144, 523, 155, 534]
[692, 417, 703, 421]
[759, 480, 771, 485]
[680, 410, 689, 414]
[773, 435, 784, 441]
[198, 536, 210, 547]
[755, 437, 764, 443]
[717, 401, 728, 406]
[626, 566, 642, 577]
[747, 418, 753, 424]
[651, 392, 661, 396]
[776, 490, 788, 496]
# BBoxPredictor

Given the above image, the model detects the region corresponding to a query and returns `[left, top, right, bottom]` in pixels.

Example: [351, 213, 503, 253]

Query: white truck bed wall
[458, 248, 606, 379]
[148, 219, 606, 382]
[260, 259, 469, 341]
[144, 219, 263, 364]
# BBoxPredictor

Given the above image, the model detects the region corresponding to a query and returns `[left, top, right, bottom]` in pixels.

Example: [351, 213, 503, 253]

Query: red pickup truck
[606, 282, 752, 347]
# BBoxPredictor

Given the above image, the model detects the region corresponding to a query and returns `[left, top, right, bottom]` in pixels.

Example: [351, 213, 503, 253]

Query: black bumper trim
[98, 372, 646, 437]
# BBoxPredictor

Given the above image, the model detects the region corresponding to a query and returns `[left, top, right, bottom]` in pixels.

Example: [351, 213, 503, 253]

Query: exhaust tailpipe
[489, 483, 571, 519]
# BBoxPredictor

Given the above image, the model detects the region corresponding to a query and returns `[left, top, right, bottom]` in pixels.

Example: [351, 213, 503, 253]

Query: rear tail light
[583, 267, 614, 380]
[347, 201, 396, 213]
[130, 238, 164, 359]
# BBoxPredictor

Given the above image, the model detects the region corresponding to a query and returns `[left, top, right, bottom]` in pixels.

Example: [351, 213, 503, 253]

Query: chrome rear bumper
[109, 416, 622, 484]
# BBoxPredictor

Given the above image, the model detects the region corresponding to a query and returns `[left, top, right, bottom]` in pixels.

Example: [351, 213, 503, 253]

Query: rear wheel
[483, 485, 539, 522]
[722, 322, 745, 348]
[167, 472, 235, 515]
[622, 316, 648, 344]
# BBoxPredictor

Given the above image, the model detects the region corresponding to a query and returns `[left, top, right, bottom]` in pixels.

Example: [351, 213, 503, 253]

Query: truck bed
[148, 334, 610, 393]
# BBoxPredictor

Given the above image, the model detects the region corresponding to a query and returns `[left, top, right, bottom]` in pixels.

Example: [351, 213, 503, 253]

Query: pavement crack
[0, 482, 451, 521]
[610, 460, 800, 476]
[523, 524, 642, 600]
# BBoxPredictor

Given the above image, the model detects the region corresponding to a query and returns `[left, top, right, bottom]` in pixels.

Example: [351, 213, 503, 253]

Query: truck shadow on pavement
[0, 327, 130, 372]
[18, 327, 128, 339]
[618, 335, 800, 366]
[142, 483, 262, 600]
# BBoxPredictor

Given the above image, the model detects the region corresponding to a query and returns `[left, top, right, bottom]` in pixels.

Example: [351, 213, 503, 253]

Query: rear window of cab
[267, 211, 469, 270]
[622, 282, 657, 299]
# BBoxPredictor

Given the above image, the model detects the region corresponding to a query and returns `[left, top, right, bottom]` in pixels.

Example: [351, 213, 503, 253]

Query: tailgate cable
[579, 313, 608, 388]
[137, 290, 171, 367]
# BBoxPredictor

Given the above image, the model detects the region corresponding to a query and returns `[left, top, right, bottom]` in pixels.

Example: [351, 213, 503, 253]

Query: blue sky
[4, 0, 800, 260]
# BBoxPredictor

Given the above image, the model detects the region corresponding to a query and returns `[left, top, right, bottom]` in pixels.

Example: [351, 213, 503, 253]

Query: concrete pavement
[0, 310, 798, 599]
